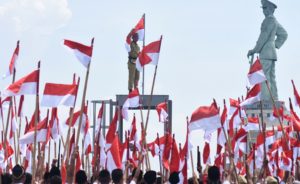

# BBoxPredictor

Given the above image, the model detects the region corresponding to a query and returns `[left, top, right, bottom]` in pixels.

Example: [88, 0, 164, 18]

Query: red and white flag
[136, 37, 162, 72]
[41, 83, 78, 107]
[106, 109, 119, 150]
[156, 102, 168, 123]
[122, 89, 140, 121]
[125, 15, 145, 52]
[3, 41, 19, 78]
[84, 130, 92, 155]
[188, 102, 221, 132]
[243, 117, 260, 131]
[240, 84, 261, 107]
[129, 115, 138, 142]
[64, 39, 93, 68]
[49, 108, 62, 141]
[19, 116, 49, 145]
[106, 135, 122, 172]
[24, 145, 32, 174]
[95, 102, 104, 136]
[17, 95, 24, 117]
[292, 80, 300, 107]
[2, 69, 39, 97]
[247, 58, 266, 86]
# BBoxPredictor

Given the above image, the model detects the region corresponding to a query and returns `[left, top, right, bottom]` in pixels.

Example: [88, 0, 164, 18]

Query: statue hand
[247, 49, 255, 58]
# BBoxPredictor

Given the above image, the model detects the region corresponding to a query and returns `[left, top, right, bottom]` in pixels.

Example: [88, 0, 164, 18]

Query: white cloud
[0, 0, 72, 35]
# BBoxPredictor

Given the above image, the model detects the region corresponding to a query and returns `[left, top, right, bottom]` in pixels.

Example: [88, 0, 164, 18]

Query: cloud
[0, 0, 72, 35]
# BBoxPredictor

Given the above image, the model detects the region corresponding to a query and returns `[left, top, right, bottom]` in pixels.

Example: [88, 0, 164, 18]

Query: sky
[0, 0, 300, 173]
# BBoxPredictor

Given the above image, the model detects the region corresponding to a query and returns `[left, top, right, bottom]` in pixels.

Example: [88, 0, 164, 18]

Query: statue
[247, 0, 288, 101]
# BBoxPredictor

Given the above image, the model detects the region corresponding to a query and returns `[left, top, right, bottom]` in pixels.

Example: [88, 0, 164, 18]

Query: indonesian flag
[49, 108, 62, 141]
[292, 80, 300, 107]
[1, 96, 11, 109]
[243, 117, 260, 131]
[84, 130, 92, 155]
[156, 102, 168, 123]
[64, 39, 93, 68]
[125, 15, 145, 52]
[188, 102, 221, 132]
[106, 135, 122, 173]
[247, 58, 266, 86]
[95, 102, 104, 136]
[106, 109, 119, 150]
[129, 115, 138, 142]
[19, 116, 49, 145]
[17, 95, 24, 117]
[41, 83, 78, 107]
[256, 131, 275, 158]
[3, 41, 19, 78]
[2, 69, 39, 97]
[279, 151, 293, 171]
[136, 37, 162, 72]
[122, 88, 140, 121]
[203, 142, 211, 165]
[24, 145, 32, 174]
[240, 84, 261, 107]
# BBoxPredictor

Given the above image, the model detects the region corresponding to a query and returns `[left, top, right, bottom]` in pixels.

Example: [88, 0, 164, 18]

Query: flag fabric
[247, 58, 266, 86]
[188, 102, 221, 132]
[156, 102, 168, 123]
[84, 130, 92, 155]
[49, 108, 62, 141]
[292, 80, 300, 107]
[106, 109, 119, 150]
[19, 116, 48, 145]
[129, 115, 138, 142]
[106, 135, 122, 173]
[240, 84, 261, 107]
[136, 38, 162, 72]
[95, 102, 104, 136]
[64, 39, 93, 68]
[3, 41, 19, 78]
[41, 83, 78, 107]
[243, 117, 260, 131]
[203, 142, 211, 165]
[122, 89, 140, 121]
[125, 15, 145, 52]
[2, 69, 39, 97]
[17, 95, 24, 117]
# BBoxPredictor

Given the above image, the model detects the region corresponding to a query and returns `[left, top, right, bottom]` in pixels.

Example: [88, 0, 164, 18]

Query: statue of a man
[247, 0, 288, 101]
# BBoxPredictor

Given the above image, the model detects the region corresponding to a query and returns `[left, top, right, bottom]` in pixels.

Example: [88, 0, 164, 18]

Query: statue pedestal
[243, 100, 288, 144]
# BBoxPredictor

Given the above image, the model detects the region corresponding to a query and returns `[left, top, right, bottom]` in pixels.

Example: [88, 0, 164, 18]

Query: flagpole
[258, 100, 267, 179]
[144, 35, 163, 132]
[142, 13, 146, 96]
[32, 61, 41, 181]
[157, 133, 163, 184]
[3, 68, 16, 161]
[220, 99, 239, 183]
[75, 38, 94, 148]
[0, 95, 5, 135]
[48, 140, 51, 171]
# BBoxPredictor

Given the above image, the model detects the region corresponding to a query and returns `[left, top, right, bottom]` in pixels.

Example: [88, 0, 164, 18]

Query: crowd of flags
[0, 14, 300, 184]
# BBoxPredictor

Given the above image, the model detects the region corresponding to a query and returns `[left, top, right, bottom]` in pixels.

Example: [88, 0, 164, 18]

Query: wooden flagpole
[142, 13, 146, 96]
[3, 68, 16, 161]
[157, 133, 163, 184]
[75, 38, 94, 148]
[32, 61, 41, 181]
[144, 35, 163, 132]
[220, 99, 239, 183]
[48, 140, 51, 170]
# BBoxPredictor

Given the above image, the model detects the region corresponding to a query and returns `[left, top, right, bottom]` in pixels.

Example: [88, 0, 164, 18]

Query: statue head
[261, 0, 277, 16]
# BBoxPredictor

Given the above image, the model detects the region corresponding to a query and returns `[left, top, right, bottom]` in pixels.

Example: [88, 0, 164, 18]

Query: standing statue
[128, 32, 140, 93]
[247, 0, 288, 101]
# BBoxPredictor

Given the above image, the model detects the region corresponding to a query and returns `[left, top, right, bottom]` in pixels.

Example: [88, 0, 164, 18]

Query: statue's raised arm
[247, 0, 288, 101]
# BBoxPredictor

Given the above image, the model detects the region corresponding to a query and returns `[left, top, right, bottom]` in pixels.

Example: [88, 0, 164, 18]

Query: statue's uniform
[252, 14, 287, 100]
[128, 42, 140, 91]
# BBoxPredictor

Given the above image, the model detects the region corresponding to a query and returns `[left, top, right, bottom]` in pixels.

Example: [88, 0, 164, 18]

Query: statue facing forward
[247, 0, 288, 101]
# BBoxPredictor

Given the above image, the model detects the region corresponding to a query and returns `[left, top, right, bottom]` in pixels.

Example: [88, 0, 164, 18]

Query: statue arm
[275, 23, 288, 49]
[252, 18, 276, 53]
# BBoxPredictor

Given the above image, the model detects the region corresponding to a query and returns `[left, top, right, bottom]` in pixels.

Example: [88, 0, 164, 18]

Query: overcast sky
[0, 0, 300, 172]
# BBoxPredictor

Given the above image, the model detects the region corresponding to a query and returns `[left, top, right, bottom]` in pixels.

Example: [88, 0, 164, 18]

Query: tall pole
[32, 61, 41, 181]
[144, 36, 163, 132]
[75, 38, 94, 154]
[142, 13, 146, 96]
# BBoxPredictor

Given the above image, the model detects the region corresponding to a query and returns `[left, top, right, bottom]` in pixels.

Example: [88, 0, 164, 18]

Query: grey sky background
[0, 0, 300, 172]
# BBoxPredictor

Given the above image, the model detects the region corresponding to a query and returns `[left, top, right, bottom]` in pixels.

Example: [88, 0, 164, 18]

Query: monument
[245, 0, 288, 143]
